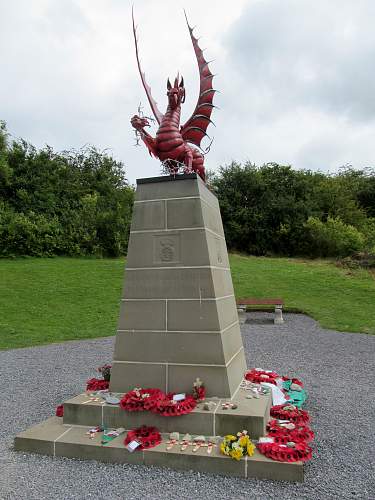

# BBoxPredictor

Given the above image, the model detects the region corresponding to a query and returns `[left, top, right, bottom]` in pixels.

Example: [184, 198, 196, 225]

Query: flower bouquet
[220, 430, 255, 461]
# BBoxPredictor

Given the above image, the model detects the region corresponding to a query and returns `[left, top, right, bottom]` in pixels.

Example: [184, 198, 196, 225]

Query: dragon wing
[132, 9, 164, 125]
[180, 12, 216, 149]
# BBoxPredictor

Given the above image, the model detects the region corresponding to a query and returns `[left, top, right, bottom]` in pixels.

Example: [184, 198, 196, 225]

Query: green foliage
[0, 122, 134, 257]
[304, 216, 365, 257]
[211, 162, 375, 257]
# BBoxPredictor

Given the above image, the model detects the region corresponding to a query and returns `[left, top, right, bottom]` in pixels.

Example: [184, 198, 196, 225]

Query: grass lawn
[0, 255, 374, 350]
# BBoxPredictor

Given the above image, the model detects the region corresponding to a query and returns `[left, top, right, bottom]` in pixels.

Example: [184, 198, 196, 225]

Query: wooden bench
[236, 298, 284, 325]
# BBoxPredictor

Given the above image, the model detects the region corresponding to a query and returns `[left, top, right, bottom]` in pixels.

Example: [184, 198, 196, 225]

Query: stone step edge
[14, 417, 303, 483]
[62, 392, 270, 439]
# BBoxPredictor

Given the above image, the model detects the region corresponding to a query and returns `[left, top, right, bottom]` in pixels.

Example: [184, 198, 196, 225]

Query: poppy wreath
[152, 393, 197, 417]
[120, 388, 164, 412]
[267, 419, 314, 443]
[86, 378, 110, 391]
[124, 425, 161, 450]
[244, 369, 280, 385]
[270, 404, 310, 424]
[257, 440, 312, 462]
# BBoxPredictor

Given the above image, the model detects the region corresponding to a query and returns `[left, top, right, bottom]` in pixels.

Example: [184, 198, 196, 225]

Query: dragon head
[167, 75, 185, 109]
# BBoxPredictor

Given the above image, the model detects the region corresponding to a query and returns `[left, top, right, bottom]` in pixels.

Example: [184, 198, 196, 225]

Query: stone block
[168, 364, 231, 397]
[201, 198, 225, 237]
[167, 300, 220, 332]
[215, 391, 271, 438]
[14, 417, 65, 456]
[122, 267, 216, 299]
[226, 348, 248, 396]
[206, 231, 230, 268]
[247, 452, 304, 482]
[144, 440, 246, 478]
[216, 296, 240, 330]
[131, 200, 165, 231]
[110, 361, 167, 393]
[55, 425, 144, 465]
[221, 323, 244, 364]
[126, 230, 210, 268]
[117, 300, 166, 331]
[167, 198, 204, 229]
[63, 395, 102, 427]
[114, 330, 227, 365]
[136, 175, 199, 201]
[211, 267, 235, 297]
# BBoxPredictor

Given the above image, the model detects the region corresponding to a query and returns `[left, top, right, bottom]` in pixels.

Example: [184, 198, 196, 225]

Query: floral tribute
[120, 380, 204, 417]
[267, 419, 314, 444]
[245, 368, 314, 463]
[119, 388, 164, 412]
[257, 439, 312, 463]
[153, 393, 197, 416]
[124, 425, 161, 450]
[270, 404, 310, 424]
[220, 430, 255, 460]
[245, 369, 280, 385]
[86, 363, 112, 391]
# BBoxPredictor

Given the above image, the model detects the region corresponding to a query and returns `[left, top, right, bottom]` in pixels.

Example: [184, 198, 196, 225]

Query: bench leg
[237, 306, 247, 325]
[274, 305, 284, 325]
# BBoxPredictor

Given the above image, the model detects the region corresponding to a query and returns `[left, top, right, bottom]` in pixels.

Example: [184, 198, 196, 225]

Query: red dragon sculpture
[130, 11, 216, 182]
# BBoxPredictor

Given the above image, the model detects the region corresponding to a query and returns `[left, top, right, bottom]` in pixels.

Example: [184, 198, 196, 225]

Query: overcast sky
[1, 0, 375, 183]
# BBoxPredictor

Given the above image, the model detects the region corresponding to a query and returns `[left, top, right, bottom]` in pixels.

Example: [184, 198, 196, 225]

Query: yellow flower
[247, 441, 255, 456]
[230, 448, 243, 460]
[239, 436, 248, 447]
[225, 435, 237, 441]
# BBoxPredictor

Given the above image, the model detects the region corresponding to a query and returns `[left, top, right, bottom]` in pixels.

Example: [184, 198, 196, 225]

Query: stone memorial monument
[14, 12, 304, 482]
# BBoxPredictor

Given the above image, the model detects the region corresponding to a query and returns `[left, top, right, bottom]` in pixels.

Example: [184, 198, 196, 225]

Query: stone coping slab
[14, 417, 303, 482]
[136, 173, 198, 184]
[62, 388, 271, 439]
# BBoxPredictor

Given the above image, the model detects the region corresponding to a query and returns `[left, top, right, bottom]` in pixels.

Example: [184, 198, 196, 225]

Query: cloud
[0, 0, 374, 182]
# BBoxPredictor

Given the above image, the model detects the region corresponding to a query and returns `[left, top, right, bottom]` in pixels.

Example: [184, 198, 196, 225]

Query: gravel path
[0, 313, 374, 500]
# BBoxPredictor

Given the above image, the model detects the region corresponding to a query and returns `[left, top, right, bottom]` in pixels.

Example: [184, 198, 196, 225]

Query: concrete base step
[63, 388, 271, 439]
[14, 417, 303, 482]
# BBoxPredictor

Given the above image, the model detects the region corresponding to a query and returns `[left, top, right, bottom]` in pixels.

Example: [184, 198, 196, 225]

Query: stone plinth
[14, 417, 303, 482]
[110, 174, 246, 398]
[13, 173, 305, 482]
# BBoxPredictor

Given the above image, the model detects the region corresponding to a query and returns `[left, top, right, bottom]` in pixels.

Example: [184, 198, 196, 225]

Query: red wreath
[55, 404, 64, 417]
[86, 378, 110, 391]
[152, 393, 197, 417]
[245, 369, 280, 385]
[270, 404, 310, 424]
[258, 440, 312, 462]
[267, 419, 314, 443]
[124, 425, 161, 450]
[120, 388, 164, 412]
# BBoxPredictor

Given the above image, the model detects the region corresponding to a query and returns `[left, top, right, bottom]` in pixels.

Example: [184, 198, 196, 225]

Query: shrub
[304, 216, 365, 257]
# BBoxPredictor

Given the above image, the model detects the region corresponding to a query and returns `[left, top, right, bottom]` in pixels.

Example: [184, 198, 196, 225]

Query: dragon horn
[174, 72, 179, 88]
[167, 78, 172, 90]
[179, 76, 184, 88]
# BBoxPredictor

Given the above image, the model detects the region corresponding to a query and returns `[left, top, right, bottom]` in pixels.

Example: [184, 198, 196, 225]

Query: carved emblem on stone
[160, 239, 175, 262]
[153, 233, 181, 264]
